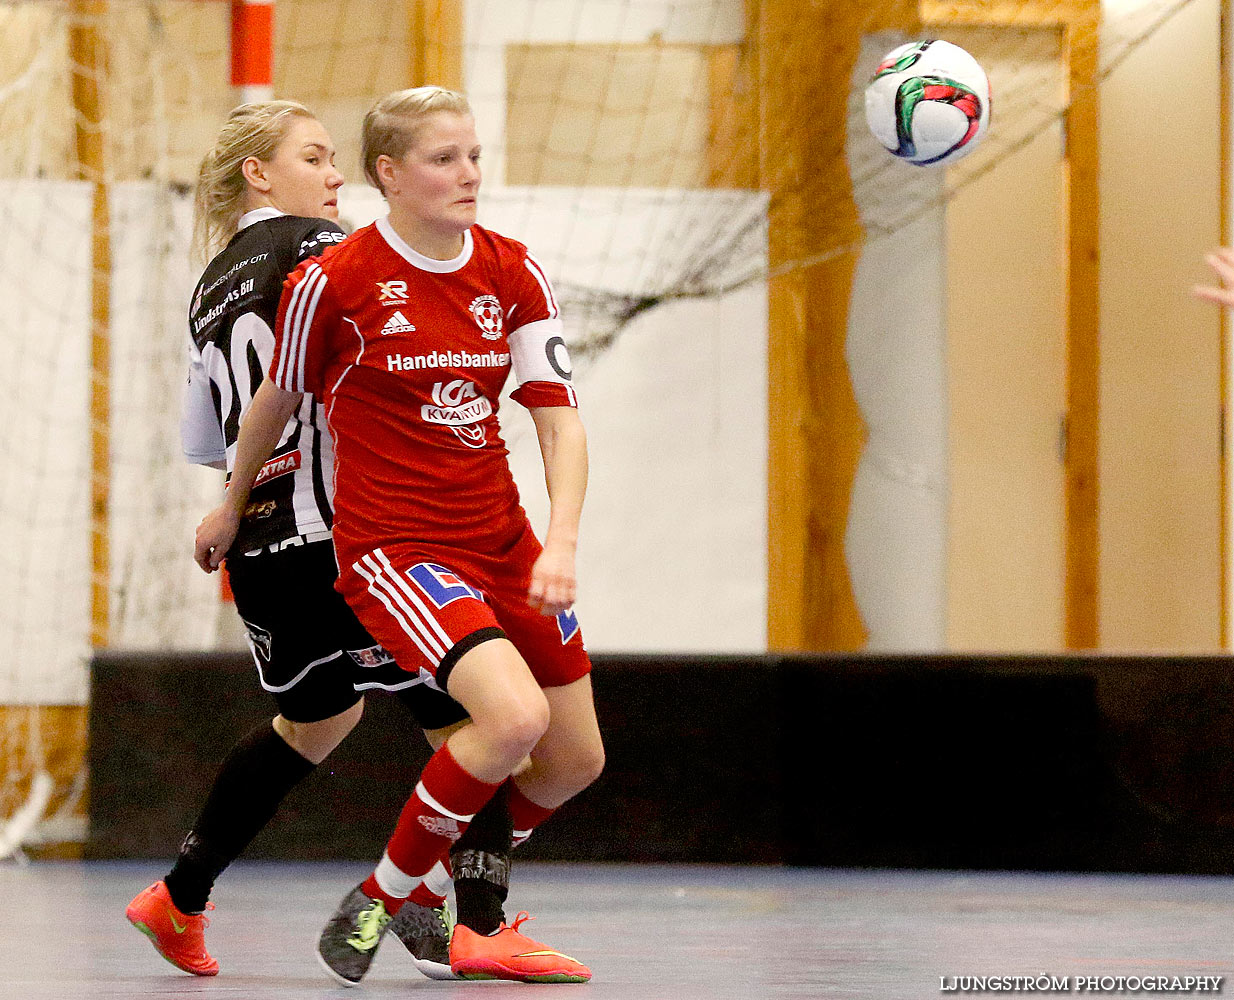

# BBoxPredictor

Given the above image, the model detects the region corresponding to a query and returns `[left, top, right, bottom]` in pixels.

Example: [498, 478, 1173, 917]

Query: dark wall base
[87, 651, 1234, 872]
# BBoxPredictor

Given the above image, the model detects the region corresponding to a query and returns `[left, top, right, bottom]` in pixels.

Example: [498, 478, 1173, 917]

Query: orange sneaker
[449, 911, 591, 983]
[125, 880, 219, 976]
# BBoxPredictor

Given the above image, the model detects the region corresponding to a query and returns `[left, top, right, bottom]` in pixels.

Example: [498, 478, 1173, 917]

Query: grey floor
[1, 861, 1232, 998]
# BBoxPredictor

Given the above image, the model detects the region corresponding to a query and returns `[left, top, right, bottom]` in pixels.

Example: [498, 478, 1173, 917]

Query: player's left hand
[528, 542, 576, 617]
[1194, 247, 1234, 307]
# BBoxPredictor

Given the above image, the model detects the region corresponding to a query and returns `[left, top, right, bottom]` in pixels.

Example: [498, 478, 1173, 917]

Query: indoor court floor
[1, 861, 1231, 998]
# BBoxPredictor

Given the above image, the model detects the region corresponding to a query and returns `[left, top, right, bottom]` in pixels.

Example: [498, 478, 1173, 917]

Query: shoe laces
[348, 900, 391, 951]
[509, 911, 533, 933]
[172, 900, 213, 929]
[434, 902, 455, 935]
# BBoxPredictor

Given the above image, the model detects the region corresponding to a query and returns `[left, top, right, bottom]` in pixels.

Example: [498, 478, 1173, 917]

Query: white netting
[0, 0, 1205, 852]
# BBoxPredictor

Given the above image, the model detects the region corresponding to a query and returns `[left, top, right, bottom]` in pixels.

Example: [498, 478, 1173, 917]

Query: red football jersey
[270, 219, 577, 569]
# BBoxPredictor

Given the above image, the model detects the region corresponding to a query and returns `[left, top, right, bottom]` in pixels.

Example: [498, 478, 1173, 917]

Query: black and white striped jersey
[180, 208, 349, 554]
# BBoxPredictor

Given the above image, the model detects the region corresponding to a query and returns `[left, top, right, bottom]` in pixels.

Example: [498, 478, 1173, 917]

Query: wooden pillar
[1063, 6, 1101, 649]
[410, 0, 463, 90]
[70, 0, 111, 651]
[752, 1, 919, 651]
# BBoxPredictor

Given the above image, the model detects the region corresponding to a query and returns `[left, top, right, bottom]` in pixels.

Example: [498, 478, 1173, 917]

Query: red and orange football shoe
[125, 880, 219, 976]
[450, 911, 591, 983]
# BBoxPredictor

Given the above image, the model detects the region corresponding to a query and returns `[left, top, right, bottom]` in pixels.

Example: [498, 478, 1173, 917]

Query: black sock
[164, 722, 315, 914]
[450, 781, 512, 935]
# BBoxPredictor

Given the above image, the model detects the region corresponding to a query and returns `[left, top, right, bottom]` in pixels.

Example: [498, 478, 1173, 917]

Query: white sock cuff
[416, 781, 477, 823]
[373, 852, 419, 899]
[421, 860, 452, 897]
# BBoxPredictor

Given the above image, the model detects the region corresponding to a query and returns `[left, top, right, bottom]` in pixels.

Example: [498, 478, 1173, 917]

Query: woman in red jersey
[197, 86, 603, 984]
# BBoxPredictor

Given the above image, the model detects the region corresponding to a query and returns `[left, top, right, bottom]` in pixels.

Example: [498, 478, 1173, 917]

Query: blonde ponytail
[192, 100, 316, 261]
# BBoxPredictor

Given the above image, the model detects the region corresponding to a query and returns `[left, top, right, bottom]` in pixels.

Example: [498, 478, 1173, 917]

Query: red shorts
[337, 522, 591, 693]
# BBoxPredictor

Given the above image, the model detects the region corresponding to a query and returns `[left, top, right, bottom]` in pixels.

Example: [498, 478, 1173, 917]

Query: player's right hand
[527, 540, 577, 617]
[1194, 247, 1234, 308]
[194, 505, 241, 573]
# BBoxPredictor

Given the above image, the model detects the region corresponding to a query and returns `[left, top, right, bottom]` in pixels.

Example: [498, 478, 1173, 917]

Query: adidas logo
[418, 814, 462, 841]
[382, 311, 416, 335]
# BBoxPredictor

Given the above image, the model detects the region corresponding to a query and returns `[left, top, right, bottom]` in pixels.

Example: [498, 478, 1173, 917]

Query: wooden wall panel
[1097, 0, 1221, 649]
[410, 0, 463, 90]
[707, 43, 758, 190]
[923, 0, 1102, 649]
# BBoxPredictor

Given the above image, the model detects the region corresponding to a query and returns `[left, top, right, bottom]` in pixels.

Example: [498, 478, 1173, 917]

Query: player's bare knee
[324, 698, 364, 735]
[490, 701, 549, 764]
[578, 742, 605, 788]
[505, 709, 551, 759]
[273, 699, 362, 763]
[424, 717, 469, 752]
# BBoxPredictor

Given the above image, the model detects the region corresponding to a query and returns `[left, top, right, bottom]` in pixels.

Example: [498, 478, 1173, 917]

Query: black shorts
[224, 536, 469, 728]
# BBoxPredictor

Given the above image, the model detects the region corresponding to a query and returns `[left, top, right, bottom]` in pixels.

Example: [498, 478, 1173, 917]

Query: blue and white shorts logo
[408, 563, 485, 608]
[556, 608, 580, 644]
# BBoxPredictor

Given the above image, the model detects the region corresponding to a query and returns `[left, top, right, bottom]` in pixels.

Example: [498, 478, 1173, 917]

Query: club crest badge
[469, 295, 503, 340]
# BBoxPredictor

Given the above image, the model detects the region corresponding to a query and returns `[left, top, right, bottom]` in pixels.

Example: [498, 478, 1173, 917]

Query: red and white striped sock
[363, 857, 451, 911]
[361, 743, 499, 914]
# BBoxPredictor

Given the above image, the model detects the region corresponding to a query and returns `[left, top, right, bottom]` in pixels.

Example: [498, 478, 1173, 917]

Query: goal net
[0, 0, 1204, 855]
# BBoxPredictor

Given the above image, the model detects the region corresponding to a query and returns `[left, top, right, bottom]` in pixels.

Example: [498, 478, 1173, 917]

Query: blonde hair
[361, 86, 472, 194]
[193, 100, 317, 260]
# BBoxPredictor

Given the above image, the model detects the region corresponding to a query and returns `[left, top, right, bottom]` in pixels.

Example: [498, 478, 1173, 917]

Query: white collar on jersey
[376, 216, 474, 274]
[237, 206, 285, 231]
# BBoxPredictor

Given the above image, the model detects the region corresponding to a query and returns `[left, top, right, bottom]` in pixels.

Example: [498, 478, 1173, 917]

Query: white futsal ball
[864, 40, 991, 167]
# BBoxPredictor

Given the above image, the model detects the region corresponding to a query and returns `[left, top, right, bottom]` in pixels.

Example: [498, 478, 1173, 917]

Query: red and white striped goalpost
[230, 0, 274, 103]
[220, 0, 275, 611]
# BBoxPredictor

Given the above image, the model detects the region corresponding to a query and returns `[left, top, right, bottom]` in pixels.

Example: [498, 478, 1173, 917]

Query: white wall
[0, 182, 92, 703]
[846, 33, 949, 650]
[108, 184, 226, 652]
[0, 0, 769, 707]
[459, 0, 768, 649]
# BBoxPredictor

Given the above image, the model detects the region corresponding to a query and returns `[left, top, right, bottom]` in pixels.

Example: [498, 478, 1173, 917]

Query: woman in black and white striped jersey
[124, 100, 511, 982]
